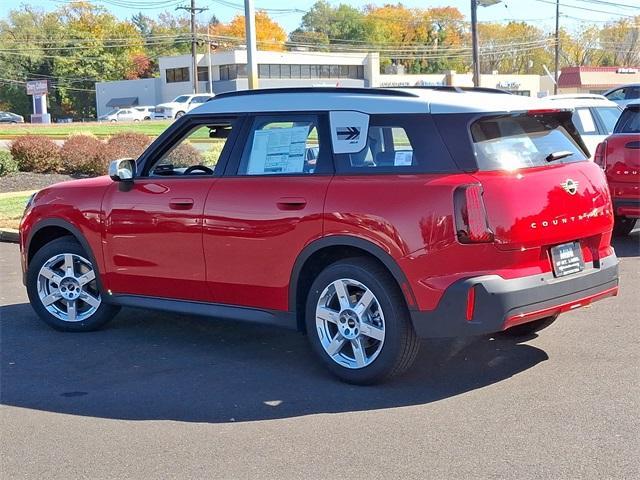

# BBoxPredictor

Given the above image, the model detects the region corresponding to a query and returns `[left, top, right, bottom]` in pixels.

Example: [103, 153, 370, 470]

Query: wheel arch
[290, 235, 417, 332]
[26, 219, 106, 294]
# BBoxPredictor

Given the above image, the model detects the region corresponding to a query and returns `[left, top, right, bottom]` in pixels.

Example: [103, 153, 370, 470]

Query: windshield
[103, 109, 118, 116]
[173, 95, 190, 103]
[593, 106, 622, 134]
[471, 114, 588, 171]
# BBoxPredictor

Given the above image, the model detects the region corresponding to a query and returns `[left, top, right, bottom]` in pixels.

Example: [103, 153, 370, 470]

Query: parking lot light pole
[471, 0, 502, 87]
[244, 0, 259, 90]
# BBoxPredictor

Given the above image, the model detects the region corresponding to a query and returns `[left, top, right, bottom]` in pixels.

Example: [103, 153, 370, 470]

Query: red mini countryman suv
[594, 102, 639, 236]
[20, 88, 620, 384]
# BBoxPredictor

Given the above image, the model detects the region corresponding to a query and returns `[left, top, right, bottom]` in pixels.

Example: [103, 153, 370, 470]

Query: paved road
[1, 236, 639, 479]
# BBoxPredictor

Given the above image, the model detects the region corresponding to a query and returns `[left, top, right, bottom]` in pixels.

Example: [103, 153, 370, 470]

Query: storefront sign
[26, 80, 48, 95]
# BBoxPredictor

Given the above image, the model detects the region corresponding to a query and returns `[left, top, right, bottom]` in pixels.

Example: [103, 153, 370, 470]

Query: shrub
[104, 132, 152, 161]
[0, 150, 18, 176]
[10, 135, 62, 173]
[165, 143, 203, 167]
[60, 134, 108, 175]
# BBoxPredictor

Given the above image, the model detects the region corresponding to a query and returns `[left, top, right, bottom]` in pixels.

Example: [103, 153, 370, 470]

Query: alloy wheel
[315, 278, 386, 369]
[37, 253, 101, 322]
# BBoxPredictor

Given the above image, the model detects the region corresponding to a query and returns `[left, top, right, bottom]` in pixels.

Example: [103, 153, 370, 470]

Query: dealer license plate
[550, 242, 585, 277]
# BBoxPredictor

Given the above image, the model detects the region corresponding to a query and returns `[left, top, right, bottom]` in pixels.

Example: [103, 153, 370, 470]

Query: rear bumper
[613, 198, 640, 218]
[409, 253, 619, 338]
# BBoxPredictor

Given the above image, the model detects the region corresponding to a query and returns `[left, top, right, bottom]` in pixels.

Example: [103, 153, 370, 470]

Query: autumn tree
[209, 11, 286, 51]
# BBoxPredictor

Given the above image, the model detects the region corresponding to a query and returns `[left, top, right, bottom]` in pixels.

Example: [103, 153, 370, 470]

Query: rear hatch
[469, 110, 612, 250]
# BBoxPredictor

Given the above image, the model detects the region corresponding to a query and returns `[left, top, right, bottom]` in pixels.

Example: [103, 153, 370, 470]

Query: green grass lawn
[0, 121, 172, 139]
[0, 191, 33, 230]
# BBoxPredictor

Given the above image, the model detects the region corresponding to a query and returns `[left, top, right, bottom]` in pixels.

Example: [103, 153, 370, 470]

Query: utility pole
[471, 1, 502, 88]
[244, 0, 258, 89]
[177, 1, 208, 94]
[471, 0, 480, 87]
[554, 0, 560, 94]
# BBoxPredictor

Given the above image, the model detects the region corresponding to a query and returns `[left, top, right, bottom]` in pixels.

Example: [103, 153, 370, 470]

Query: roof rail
[390, 85, 512, 95]
[210, 86, 419, 101]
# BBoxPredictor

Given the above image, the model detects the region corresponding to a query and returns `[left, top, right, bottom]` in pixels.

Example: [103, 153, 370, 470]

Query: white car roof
[190, 87, 545, 116]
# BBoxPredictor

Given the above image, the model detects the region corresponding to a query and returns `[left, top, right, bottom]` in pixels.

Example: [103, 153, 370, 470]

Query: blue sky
[1, 0, 636, 33]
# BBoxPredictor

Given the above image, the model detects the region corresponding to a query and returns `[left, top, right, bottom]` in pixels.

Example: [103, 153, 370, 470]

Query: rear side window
[333, 114, 457, 173]
[592, 106, 622, 134]
[471, 114, 588, 171]
[614, 107, 640, 133]
[572, 108, 597, 134]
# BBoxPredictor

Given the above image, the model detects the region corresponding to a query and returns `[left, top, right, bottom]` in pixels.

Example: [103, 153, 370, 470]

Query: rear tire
[613, 216, 636, 236]
[500, 315, 558, 338]
[305, 257, 420, 385]
[26, 237, 120, 332]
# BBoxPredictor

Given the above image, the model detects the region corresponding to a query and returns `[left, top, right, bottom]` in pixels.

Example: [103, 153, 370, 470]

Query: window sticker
[577, 109, 596, 133]
[330, 111, 369, 154]
[393, 151, 413, 166]
[246, 126, 308, 174]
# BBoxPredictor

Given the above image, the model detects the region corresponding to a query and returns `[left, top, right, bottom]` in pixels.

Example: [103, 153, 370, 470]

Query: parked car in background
[603, 84, 640, 107]
[20, 87, 619, 384]
[153, 94, 214, 120]
[133, 106, 155, 120]
[0, 111, 25, 123]
[98, 108, 147, 122]
[594, 102, 640, 236]
[540, 94, 622, 157]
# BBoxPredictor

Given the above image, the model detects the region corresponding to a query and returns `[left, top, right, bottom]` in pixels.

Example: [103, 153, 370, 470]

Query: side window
[593, 107, 622, 134]
[333, 114, 456, 173]
[625, 86, 640, 100]
[606, 88, 625, 101]
[146, 120, 236, 176]
[341, 125, 415, 169]
[572, 108, 597, 134]
[237, 114, 325, 175]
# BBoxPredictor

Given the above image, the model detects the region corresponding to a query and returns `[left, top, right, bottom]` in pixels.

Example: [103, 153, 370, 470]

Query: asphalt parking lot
[1, 235, 638, 479]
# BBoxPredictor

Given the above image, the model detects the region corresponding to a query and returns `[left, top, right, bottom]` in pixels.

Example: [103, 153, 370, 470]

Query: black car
[0, 111, 25, 123]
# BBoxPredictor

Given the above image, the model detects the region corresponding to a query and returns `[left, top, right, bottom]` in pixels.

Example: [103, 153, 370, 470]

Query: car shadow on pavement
[1, 302, 549, 424]
[612, 229, 639, 258]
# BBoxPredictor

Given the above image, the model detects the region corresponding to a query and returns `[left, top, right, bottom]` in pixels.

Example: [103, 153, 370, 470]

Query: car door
[202, 113, 334, 312]
[101, 116, 241, 301]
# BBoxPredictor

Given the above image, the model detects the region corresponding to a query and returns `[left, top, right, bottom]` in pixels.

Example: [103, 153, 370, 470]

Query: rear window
[613, 107, 640, 134]
[471, 114, 588, 171]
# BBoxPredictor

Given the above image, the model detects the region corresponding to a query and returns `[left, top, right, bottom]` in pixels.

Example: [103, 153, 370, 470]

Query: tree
[209, 11, 287, 51]
[599, 17, 640, 66]
[297, 1, 366, 43]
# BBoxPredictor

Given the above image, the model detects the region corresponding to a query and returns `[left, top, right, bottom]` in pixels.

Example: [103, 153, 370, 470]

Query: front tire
[613, 216, 636, 236]
[175, 111, 185, 119]
[305, 258, 420, 384]
[26, 237, 119, 332]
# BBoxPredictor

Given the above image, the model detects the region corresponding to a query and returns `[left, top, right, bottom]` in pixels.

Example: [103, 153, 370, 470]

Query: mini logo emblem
[561, 179, 579, 195]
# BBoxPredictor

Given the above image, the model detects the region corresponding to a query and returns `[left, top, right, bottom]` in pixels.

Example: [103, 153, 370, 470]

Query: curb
[0, 229, 19, 243]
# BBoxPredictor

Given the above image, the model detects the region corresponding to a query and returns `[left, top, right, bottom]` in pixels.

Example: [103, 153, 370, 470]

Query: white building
[95, 49, 552, 117]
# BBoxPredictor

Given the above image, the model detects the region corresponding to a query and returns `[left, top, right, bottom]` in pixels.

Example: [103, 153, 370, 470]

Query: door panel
[202, 176, 330, 311]
[102, 178, 213, 301]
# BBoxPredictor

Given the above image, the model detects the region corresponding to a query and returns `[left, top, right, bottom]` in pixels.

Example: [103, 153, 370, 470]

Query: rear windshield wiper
[545, 151, 574, 162]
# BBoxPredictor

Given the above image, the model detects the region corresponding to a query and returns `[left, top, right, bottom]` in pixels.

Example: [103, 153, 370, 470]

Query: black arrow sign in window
[337, 127, 361, 140]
